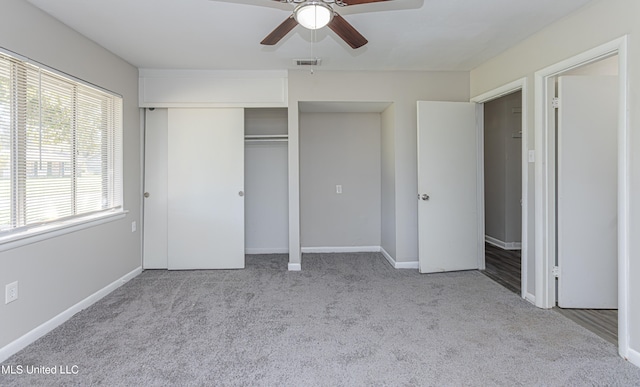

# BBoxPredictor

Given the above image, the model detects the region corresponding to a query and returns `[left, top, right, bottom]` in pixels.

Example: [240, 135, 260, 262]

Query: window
[0, 50, 123, 238]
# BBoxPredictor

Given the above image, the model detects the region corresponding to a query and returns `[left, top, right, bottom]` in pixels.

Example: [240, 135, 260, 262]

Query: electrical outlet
[5, 281, 18, 304]
[336, 185, 342, 194]
[131, 221, 137, 233]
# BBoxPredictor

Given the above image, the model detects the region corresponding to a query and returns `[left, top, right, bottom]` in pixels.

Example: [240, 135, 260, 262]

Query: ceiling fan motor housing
[262, 0, 387, 48]
[294, 1, 335, 30]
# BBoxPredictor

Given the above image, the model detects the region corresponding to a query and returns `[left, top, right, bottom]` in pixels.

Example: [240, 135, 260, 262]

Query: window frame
[0, 47, 125, 250]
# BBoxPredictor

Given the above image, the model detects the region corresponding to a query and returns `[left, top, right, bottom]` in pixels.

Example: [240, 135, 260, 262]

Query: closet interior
[244, 108, 289, 256]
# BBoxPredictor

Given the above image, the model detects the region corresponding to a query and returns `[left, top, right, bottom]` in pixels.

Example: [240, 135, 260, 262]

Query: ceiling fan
[261, 0, 391, 49]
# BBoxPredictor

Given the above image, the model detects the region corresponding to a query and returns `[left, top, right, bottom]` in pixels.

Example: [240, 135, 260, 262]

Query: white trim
[288, 106, 301, 274]
[533, 36, 629, 360]
[520, 79, 529, 302]
[0, 211, 127, 253]
[485, 235, 522, 250]
[475, 104, 486, 270]
[301, 246, 380, 253]
[287, 263, 301, 271]
[381, 247, 419, 270]
[245, 248, 289, 254]
[394, 261, 420, 270]
[525, 292, 536, 305]
[299, 246, 419, 270]
[471, 79, 526, 104]
[616, 36, 630, 364]
[381, 247, 395, 267]
[471, 77, 528, 300]
[627, 347, 640, 369]
[0, 266, 142, 363]
[139, 108, 146, 268]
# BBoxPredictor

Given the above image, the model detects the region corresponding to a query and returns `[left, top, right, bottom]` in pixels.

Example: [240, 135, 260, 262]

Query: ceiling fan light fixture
[295, 2, 333, 30]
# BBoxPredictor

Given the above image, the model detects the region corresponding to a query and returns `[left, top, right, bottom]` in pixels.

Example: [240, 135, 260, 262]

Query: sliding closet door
[143, 108, 168, 268]
[167, 108, 245, 269]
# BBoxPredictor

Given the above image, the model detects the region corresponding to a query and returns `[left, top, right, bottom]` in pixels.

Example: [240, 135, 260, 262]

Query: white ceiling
[26, 0, 593, 71]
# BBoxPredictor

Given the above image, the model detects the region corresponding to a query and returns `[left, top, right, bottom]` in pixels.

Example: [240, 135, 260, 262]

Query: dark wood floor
[482, 243, 521, 294]
[554, 307, 618, 345]
[481, 243, 618, 346]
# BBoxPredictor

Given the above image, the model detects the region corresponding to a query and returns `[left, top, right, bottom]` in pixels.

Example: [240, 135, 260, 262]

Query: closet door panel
[167, 108, 245, 269]
[143, 108, 168, 268]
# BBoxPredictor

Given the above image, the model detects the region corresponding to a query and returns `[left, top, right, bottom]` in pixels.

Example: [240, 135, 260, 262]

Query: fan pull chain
[310, 27, 315, 74]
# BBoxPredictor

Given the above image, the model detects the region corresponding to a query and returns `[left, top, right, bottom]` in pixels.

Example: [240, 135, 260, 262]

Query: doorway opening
[471, 79, 529, 301]
[534, 36, 630, 359]
[481, 91, 523, 295]
[549, 55, 619, 346]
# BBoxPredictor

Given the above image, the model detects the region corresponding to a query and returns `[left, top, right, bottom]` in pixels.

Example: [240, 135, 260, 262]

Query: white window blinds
[0, 50, 123, 234]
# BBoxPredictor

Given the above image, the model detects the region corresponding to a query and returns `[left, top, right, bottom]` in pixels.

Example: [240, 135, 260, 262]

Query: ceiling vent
[294, 58, 321, 66]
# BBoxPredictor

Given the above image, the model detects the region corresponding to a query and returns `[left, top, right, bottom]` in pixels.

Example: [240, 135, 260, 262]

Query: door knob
[144, 192, 150, 198]
[238, 191, 244, 197]
[421, 194, 430, 201]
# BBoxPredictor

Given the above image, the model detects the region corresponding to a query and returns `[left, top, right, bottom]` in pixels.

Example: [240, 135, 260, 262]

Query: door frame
[533, 36, 629, 358]
[471, 78, 529, 302]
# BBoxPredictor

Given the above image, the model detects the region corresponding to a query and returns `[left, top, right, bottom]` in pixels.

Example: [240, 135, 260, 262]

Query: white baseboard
[626, 346, 640, 368]
[245, 247, 289, 254]
[525, 291, 536, 305]
[287, 263, 301, 271]
[297, 246, 418, 270]
[301, 246, 380, 253]
[0, 266, 142, 363]
[380, 247, 395, 267]
[381, 247, 419, 270]
[395, 261, 420, 269]
[485, 235, 522, 250]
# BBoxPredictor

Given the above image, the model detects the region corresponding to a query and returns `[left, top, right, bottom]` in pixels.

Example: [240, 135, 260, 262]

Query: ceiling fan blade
[342, 0, 391, 5]
[260, 15, 298, 45]
[327, 13, 368, 49]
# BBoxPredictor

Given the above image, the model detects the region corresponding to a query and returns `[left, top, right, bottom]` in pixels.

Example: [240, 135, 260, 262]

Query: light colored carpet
[1, 253, 639, 386]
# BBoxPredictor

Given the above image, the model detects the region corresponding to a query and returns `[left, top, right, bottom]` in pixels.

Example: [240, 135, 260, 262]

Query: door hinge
[552, 266, 560, 278]
[551, 97, 560, 109]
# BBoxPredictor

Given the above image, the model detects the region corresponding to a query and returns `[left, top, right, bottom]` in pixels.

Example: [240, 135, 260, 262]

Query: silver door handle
[421, 194, 429, 201]
[239, 191, 244, 197]
[144, 192, 150, 198]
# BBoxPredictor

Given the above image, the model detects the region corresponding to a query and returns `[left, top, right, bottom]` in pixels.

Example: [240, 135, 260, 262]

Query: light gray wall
[300, 112, 381, 248]
[381, 104, 397, 258]
[0, 0, 141, 349]
[287, 70, 470, 264]
[484, 91, 522, 244]
[470, 0, 640, 358]
[245, 109, 289, 253]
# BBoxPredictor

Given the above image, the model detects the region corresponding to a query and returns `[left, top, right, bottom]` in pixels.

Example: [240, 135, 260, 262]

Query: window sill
[0, 210, 128, 253]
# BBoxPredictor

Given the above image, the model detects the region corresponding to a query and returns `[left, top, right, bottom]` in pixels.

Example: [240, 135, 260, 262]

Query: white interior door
[557, 76, 618, 308]
[167, 108, 245, 269]
[417, 101, 480, 273]
[143, 108, 168, 269]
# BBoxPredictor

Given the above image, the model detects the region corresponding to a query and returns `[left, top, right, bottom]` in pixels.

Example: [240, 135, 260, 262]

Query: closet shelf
[244, 134, 288, 143]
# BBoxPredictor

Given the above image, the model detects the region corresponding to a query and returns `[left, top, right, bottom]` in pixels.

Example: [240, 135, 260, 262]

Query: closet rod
[244, 134, 288, 143]
[244, 138, 288, 143]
